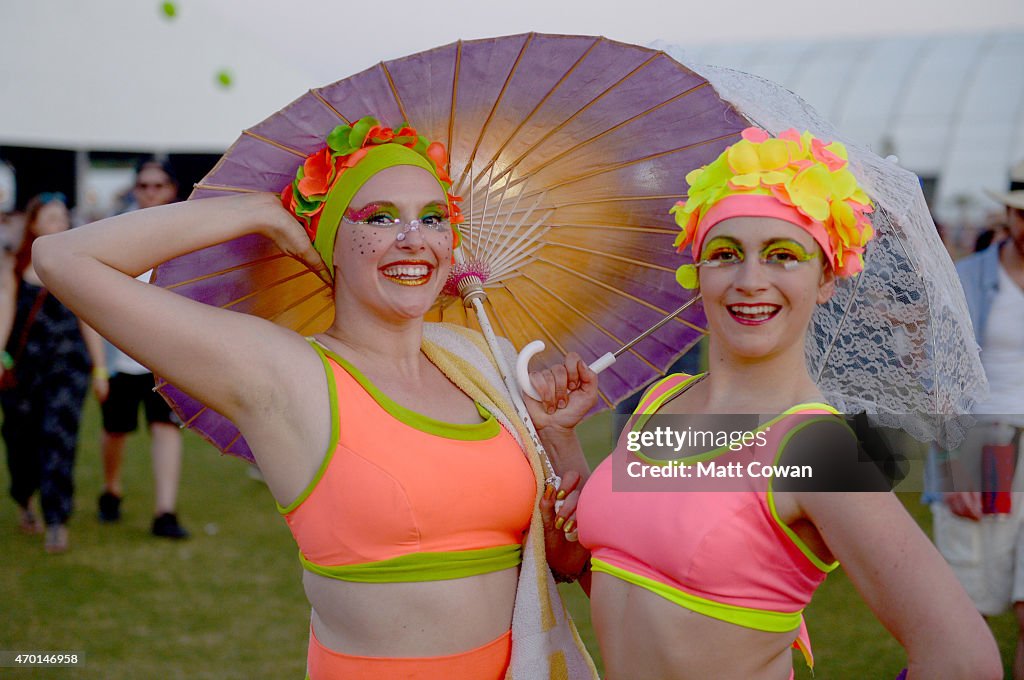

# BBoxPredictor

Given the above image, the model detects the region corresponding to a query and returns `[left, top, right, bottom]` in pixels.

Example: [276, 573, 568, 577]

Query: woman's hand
[524, 352, 596, 511]
[91, 372, 109, 403]
[541, 470, 591, 585]
[524, 352, 599, 433]
[944, 490, 983, 521]
[256, 193, 334, 287]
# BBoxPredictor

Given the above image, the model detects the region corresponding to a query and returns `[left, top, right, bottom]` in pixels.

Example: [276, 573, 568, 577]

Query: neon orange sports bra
[278, 340, 536, 583]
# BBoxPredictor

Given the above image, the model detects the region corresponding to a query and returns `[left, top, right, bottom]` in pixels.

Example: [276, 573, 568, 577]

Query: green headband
[315, 144, 446, 268]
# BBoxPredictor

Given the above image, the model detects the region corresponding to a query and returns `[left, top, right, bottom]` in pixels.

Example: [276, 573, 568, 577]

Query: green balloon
[216, 70, 233, 88]
[161, 2, 177, 18]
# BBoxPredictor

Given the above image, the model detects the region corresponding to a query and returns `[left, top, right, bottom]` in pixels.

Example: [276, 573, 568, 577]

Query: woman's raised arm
[31, 193, 328, 430]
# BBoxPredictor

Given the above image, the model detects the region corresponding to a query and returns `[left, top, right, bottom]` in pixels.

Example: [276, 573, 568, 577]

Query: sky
[211, 0, 1024, 83]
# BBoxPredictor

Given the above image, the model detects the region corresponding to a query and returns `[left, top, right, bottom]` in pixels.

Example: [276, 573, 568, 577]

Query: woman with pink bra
[33, 118, 597, 679]
[531, 128, 1001, 679]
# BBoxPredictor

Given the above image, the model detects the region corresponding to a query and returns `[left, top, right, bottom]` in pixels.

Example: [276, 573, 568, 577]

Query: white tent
[653, 32, 1024, 227]
[0, 1, 317, 153]
[5, 3, 1021, 230]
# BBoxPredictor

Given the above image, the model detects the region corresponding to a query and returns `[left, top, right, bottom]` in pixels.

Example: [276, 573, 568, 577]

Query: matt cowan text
[626, 461, 813, 479]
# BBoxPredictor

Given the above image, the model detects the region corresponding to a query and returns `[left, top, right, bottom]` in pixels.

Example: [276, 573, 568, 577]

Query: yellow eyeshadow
[700, 237, 743, 261]
[760, 239, 817, 262]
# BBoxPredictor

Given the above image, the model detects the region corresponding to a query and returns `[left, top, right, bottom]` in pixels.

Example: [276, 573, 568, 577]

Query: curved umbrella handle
[515, 340, 616, 401]
[516, 341, 546, 401]
[516, 298, 700, 400]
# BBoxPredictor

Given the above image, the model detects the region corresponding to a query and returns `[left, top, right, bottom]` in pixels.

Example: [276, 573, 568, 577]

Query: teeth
[382, 265, 430, 278]
[729, 305, 778, 317]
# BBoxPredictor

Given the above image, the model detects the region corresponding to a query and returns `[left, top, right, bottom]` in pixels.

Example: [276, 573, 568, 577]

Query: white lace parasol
[690, 63, 986, 447]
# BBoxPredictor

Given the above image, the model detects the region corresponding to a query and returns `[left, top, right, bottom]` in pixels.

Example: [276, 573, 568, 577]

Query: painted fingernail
[547, 406, 555, 414]
[555, 516, 565, 530]
[568, 382, 578, 390]
[544, 484, 554, 500]
[556, 488, 567, 501]
[557, 399, 567, 409]
[563, 520, 576, 534]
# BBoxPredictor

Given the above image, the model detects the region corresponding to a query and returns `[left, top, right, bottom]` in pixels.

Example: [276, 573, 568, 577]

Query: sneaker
[44, 524, 69, 554]
[151, 512, 189, 539]
[97, 492, 122, 523]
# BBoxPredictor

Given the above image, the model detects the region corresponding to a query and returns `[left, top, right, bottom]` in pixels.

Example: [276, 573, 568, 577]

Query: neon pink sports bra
[279, 340, 536, 583]
[577, 373, 841, 669]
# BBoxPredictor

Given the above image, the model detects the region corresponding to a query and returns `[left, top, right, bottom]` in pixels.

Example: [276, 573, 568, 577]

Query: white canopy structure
[0, 1, 316, 153]
[653, 32, 1024, 226]
[2, 3, 1020, 229]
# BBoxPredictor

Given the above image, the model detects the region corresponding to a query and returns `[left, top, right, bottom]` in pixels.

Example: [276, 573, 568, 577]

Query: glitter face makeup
[343, 201, 451, 241]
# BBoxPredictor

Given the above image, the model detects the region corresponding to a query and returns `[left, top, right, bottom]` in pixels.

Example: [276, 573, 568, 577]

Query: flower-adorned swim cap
[670, 127, 874, 289]
[281, 116, 463, 267]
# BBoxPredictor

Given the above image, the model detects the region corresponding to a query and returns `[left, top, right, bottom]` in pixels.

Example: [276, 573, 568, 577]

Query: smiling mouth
[727, 303, 781, 325]
[380, 261, 434, 286]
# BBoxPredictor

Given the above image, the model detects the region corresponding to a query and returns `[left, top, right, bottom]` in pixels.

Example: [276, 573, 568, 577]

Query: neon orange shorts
[306, 625, 512, 679]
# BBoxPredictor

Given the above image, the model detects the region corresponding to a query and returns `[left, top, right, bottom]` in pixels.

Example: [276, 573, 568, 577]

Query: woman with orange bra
[530, 128, 1001, 679]
[33, 119, 597, 679]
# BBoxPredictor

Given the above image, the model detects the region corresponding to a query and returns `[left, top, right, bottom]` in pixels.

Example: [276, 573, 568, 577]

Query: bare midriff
[591, 573, 800, 680]
[304, 566, 519, 657]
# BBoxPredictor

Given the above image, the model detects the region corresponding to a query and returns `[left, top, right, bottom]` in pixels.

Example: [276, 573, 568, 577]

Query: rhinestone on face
[395, 223, 422, 241]
[343, 216, 442, 242]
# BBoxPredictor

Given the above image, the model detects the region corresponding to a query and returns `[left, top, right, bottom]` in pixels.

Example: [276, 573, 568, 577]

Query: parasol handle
[516, 295, 701, 400]
[516, 342, 615, 401]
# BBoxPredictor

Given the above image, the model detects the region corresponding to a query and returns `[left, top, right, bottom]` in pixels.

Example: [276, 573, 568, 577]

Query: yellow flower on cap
[670, 127, 875, 287]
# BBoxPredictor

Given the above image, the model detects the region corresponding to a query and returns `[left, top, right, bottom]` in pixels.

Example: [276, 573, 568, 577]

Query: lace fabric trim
[684, 62, 987, 448]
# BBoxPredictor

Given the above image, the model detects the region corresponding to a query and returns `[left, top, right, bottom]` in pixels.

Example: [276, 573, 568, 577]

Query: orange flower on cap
[296, 148, 337, 200]
[279, 116, 464, 252]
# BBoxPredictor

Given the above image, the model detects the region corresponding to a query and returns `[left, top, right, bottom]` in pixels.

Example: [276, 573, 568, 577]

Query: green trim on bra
[635, 373, 704, 415]
[311, 338, 500, 441]
[300, 544, 522, 582]
[277, 342, 342, 515]
[766, 415, 844, 574]
[591, 558, 803, 633]
[631, 378, 838, 467]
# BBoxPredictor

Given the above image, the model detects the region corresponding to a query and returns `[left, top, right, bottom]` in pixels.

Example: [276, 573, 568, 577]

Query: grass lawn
[1, 397, 309, 679]
[1, 401, 1018, 678]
